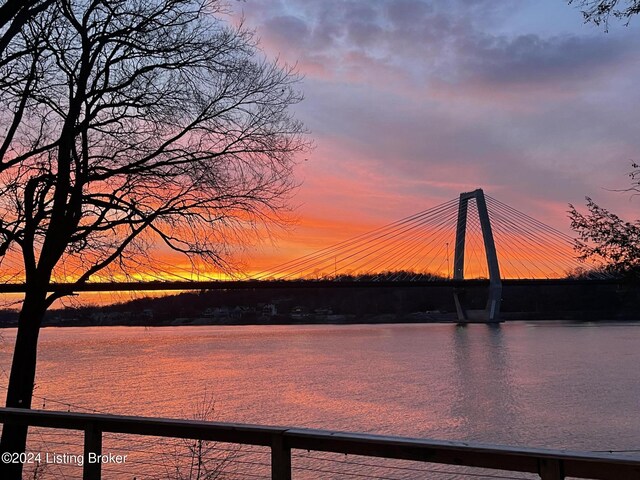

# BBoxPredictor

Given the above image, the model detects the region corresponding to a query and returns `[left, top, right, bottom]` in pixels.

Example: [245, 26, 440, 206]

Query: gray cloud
[263, 15, 310, 45]
[455, 32, 633, 88]
[242, 0, 638, 95]
[232, 0, 640, 226]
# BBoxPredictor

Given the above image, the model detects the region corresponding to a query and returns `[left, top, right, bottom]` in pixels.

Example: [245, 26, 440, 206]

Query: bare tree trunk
[0, 4, 308, 476]
[0, 289, 47, 480]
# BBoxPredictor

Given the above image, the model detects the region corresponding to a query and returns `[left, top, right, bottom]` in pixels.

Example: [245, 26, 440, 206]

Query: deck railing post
[1, 408, 639, 479]
[539, 458, 564, 480]
[83, 423, 102, 480]
[271, 433, 291, 480]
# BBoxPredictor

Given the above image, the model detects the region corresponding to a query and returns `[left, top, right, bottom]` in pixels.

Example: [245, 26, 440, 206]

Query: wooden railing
[1, 407, 639, 479]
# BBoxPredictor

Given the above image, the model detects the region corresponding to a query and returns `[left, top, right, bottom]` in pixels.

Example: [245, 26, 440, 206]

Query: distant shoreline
[2, 280, 639, 328]
[3, 313, 640, 329]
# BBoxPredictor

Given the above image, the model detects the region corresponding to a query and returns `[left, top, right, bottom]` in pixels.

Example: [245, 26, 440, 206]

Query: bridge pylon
[453, 189, 502, 323]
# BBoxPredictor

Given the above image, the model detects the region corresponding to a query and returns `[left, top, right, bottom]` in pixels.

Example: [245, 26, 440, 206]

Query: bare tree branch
[0, 1, 310, 473]
[568, 0, 640, 28]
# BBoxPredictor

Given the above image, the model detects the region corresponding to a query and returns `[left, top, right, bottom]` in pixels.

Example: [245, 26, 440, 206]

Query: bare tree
[0, 0, 56, 188]
[569, 198, 640, 276]
[0, 0, 308, 476]
[568, 0, 640, 27]
[0, 0, 55, 58]
[167, 393, 240, 480]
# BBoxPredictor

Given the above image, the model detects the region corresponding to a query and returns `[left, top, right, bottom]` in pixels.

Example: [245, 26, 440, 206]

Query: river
[1, 322, 639, 479]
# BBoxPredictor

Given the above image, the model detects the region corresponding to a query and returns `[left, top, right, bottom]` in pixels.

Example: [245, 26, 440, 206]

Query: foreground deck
[0, 407, 639, 479]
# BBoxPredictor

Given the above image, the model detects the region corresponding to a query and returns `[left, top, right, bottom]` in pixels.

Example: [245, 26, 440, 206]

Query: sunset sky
[2, 0, 639, 301]
[215, 0, 640, 275]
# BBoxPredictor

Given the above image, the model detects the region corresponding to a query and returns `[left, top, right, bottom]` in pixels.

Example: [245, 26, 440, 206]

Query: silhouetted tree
[568, 198, 640, 276]
[0, 0, 57, 189]
[627, 162, 640, 191]
[0, 0, 308, 476]
[0, 0, 54, 58]
[167, 392, 238, 480]
[569, 0, 640, 26]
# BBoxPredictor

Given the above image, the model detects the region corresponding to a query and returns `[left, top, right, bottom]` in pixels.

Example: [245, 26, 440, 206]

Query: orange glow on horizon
[0, 219, 589, 286]
[0, 193, 600, 311]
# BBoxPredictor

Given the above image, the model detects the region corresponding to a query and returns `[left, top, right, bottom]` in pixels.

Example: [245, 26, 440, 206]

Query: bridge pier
[453, 189, 502, 323]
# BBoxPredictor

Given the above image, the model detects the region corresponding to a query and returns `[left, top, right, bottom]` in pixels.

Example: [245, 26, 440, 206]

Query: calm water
[1, 322, 639, 477]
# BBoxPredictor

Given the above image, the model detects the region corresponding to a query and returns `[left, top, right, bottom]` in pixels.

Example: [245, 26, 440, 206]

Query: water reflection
[451, 324, 521, 444]
[1, 322, 639, 454]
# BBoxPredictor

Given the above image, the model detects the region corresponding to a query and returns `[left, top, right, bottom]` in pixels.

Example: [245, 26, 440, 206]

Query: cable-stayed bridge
[0, 189, 613, 322]
[248, 189, 599, 282]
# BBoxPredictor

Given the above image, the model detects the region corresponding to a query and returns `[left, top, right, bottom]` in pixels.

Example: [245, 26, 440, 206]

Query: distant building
[231, 306, 248, 320]
[262, 304, 277, 316]
[314, 307, 332, 315]
[291, 306, 307, 319]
